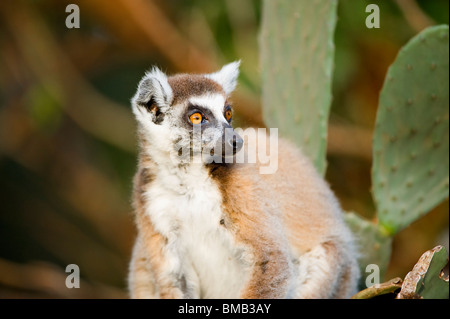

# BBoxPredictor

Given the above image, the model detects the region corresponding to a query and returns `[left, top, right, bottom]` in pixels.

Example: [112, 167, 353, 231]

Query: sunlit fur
[128, 62, 360, 299]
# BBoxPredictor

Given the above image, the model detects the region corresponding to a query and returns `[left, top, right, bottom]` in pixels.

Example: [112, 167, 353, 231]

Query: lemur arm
[235, 216, 294, 299]
[131, 167, 187, 299]
[294, 240, 360, 299]
[134, 211, 187, 299]
[240, 247, 293, 299]
[128, 235, 156, 298]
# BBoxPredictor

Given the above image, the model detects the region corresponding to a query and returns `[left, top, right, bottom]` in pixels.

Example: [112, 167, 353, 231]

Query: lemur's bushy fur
[128, 62, 360, 298]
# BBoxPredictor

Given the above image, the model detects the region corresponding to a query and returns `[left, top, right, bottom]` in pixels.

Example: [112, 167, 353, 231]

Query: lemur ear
[205, 60, 240, 96]
[131, 66, 173, 124]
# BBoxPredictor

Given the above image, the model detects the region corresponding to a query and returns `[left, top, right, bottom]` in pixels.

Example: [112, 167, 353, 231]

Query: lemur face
[132, 61, 243, 165]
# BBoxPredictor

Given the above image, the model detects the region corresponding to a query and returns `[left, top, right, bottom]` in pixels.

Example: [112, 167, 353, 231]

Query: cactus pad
[397, 245, 449, 299]
[372, 25, 449, 235]
[344, 212, 392, 287]
[260, 0, 338, 175]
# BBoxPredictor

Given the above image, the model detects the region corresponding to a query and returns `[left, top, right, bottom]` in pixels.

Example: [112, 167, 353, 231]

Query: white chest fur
[145, 164, 248, 298]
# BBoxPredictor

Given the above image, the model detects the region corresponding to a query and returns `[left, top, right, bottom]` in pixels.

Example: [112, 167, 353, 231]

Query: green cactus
[413, 245, 449, 299]
[260, 0, 449, 297]
[260, 0, 337, 175]
[372, 25, 449, 236]
[351, 246, 449, 299]
[397, 245, 449, 299]
[348, 25, 450, 286]
[344, 212, 392, 285]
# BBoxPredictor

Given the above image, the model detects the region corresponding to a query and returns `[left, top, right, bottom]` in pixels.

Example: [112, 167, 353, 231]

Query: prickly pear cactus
[260, 0, 338, 175]
[260, 0, 449, 295]
[372, 25, 449, 235]
[344, 212, 392, 287]
[397, 245, 449, 299]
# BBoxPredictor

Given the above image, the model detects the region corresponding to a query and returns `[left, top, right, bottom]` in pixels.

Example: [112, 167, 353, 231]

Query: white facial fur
[131, 61, 241, 166]
[187, 94, 229, 126]
[165, 93, 231, 165]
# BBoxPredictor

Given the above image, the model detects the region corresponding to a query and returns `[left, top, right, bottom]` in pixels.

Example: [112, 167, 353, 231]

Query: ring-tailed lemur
[128, 61, 360, 299]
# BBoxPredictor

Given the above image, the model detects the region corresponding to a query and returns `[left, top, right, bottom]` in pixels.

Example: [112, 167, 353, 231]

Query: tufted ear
[205, 60, 240, 96]
[131, 66, 173, 124]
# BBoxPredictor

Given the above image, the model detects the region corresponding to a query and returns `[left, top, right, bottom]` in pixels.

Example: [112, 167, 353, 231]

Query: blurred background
[0, 0, 448, 298]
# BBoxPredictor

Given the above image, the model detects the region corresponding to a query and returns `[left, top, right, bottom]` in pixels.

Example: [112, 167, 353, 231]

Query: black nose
[232, 134, 244, 151]
[227, 133, 243, 153]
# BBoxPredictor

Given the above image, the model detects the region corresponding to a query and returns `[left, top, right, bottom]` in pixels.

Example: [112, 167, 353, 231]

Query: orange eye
[225, 109, 232, 121]
[189, 112, 203, 125]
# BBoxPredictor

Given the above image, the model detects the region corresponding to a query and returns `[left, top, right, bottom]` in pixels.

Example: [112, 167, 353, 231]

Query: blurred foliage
[0, 0, 448, 298]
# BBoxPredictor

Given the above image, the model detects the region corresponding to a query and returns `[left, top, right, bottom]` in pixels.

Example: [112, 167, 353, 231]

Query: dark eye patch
[224, 104, 232, 122]
[182, 103, 216, 131]
[186, 104, 214, 121]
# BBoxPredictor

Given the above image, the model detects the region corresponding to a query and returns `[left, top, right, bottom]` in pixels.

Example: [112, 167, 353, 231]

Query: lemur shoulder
[128, 61, 360, 299]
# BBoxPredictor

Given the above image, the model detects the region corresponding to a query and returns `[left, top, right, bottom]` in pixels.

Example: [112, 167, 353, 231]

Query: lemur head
[131, 61, 243, 165]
